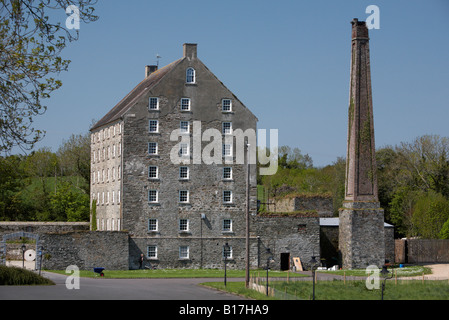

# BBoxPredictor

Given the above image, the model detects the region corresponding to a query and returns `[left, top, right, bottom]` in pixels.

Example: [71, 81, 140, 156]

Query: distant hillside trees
[0, 133, 90, 221]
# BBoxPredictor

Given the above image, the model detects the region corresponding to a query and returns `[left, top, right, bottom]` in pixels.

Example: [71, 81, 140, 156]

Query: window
[149, 97, 159, 110]
[222, 122, 232, 135]
[149, 120, 159, 133]
[147, 245, 157, 259]
[223, 144, 232, 157]
[148, 142, 158, 155]
[222, 99, 232, 112]
[148, 219, 158, 232]
[148, 190, 158, 203]
[179, 219, 189, 232]
[223, 219, 232, 232]
[179, 246, 189, 259]
[186, 68, 195, 84]
[179, 166, 189, 179]
[179, 143, 189, 156]
[180, 121, 190, 133]
[181, 98, 191, 111]
[179, 190, 189, 203]
[223, 167, 232, 180]
[223, 190, 232, 203]
[148, 166, 158, 179]
[223, 245, 233, 259]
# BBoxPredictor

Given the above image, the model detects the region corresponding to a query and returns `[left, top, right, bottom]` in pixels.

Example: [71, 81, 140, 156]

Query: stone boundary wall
[40, 231, 129, 270]
[273, 195, 333, 217]
[0, 222, 90, 237]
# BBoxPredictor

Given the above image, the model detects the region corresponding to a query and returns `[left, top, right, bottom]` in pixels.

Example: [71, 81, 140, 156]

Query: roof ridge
[90, 58, 184, 131]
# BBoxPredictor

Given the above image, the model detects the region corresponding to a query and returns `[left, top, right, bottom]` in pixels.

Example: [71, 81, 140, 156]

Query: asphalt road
[0, 271, 247, 300]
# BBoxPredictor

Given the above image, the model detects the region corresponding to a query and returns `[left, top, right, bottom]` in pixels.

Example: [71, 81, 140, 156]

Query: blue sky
[29, 0, 449, 167]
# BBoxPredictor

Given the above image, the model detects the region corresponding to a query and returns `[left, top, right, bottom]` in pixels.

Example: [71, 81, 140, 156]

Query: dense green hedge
[0, 266, 54, 286]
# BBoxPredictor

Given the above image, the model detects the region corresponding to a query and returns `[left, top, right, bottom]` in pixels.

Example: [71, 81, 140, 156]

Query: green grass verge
[203, 279, 449, 300]
[47, 268, 308, 279]
[317, 265, 432, 277]
[0, 266, 55, 286]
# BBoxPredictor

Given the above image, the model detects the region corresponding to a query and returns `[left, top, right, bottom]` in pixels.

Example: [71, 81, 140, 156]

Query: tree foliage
[0, 0, 98, 152]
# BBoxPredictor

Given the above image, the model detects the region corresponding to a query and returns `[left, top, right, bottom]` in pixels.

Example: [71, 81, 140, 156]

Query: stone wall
[273, 195, 333, 217]
[0, 222, 90, 237]
[40, 231, 129, 270]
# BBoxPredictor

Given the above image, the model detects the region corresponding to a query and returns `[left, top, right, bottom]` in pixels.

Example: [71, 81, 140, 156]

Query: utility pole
[245, 143, 250, 288]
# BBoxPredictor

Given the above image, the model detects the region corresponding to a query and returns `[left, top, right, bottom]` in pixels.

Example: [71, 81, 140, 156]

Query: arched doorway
[1, 231, 41, 271]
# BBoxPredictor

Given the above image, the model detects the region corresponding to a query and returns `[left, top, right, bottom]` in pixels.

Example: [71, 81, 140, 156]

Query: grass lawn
[47, 268, 308, 279]
[203, 279, 449, 300]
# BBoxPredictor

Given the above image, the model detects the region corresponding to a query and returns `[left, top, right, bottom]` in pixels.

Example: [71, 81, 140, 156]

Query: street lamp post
[380, 264, 393, 300]
[309, 256, 318, 300]
[223, 242, 230, 287]
[21, 244, 26, 268]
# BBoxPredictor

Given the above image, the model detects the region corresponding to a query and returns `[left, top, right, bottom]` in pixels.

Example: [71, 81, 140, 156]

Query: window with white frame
[179, 190, 189, 203]
[223, 190, 232, 204]
[149, 97, 159, 110]
[222, 122, 232, 135]
[179, 246, 189, 259]
[147, 245, 157, 259]
[179, 143, 189, 156]
[180, 121, 190, 133]
[223, 144, 232, 157]
[148, 166, 158, 179]
[148, 142, 158, 155]
[179, 219, 189, 232]
[223, 167, 232, 180]
[148, 190, 158, 203]
[149, 120, 159, 133]
[180, 98, 191, 111]
[223, 245, 233, 259]
[179, 166, 189, 180]
[148, 218, 158, 232]
[222, 99, 232, 112]
[223, 219, 232, 232]
[186, 68, 195, 84]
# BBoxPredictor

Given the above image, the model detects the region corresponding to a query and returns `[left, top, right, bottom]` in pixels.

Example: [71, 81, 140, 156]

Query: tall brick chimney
[339, 18, 385, 270]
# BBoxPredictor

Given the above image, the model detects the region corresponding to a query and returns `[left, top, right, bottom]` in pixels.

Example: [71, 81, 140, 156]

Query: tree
[0, 0, 98, 152]
[412, 191, 449, 239]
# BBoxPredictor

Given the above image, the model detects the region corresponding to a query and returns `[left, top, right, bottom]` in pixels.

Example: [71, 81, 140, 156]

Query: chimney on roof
[183, 43, 197, 59]
[145, 65, 158, 78]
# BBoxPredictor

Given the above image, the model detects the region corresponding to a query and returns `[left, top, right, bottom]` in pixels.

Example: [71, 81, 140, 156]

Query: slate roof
[90, 58, 183, 131]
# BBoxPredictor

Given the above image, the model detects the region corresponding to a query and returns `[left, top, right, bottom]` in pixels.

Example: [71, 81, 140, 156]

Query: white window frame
[180, 98, 191, 111]
[149, 97, 159, 110]
[147, 245, 158, 259]
[223, 245, 233, 259]
[186, 68, 195, 84]
[223, 219, 232, 232]
[223, 167, 232, 180]
[179, 246, 189, 259]
[179, 219, 189, 232]
[222, 99, 232, 112]
[179, 143, 189, 156]
[148, 142, 158, 155]
[148, 166, 158, 179]
[148, 190, 158, 203]
[179, 166, 189, 180]
[179, 190, 189, 203]
[222, 144, 232, 157]
[180, 121, 190, 133]
[148, 218, 158, 232]
[222, 122, 232, 135]
[149, 120, 159, 133]
[223, 190, 233, 204]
